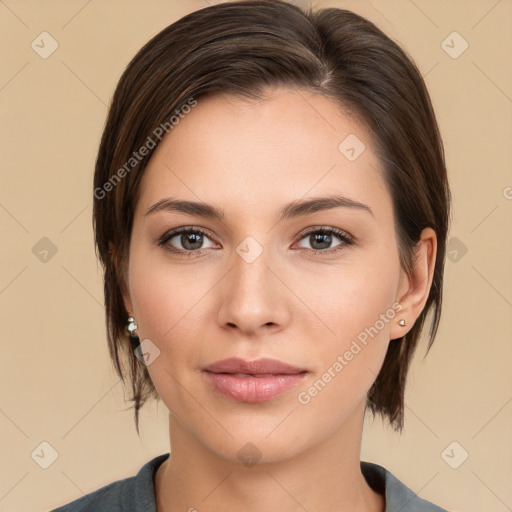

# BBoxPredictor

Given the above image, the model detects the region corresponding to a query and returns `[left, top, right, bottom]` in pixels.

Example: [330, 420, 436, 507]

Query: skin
[120, 88, 437, 512]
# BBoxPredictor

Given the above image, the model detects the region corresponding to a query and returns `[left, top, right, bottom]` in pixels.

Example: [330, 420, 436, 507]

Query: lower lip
[203, 371, 308, 403]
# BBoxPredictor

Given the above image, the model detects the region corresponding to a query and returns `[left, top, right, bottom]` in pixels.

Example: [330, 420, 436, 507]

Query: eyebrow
[144, 195, 374, 221]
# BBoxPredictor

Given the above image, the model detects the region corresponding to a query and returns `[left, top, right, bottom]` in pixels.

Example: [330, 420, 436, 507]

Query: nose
[216, 243, 291, 337]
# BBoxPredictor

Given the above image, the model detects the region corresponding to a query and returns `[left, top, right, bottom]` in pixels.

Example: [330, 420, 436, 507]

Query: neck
[155, 401, 385, 512]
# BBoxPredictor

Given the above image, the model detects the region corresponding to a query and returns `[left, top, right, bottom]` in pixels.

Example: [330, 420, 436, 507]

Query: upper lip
[203, 357, 308, 375]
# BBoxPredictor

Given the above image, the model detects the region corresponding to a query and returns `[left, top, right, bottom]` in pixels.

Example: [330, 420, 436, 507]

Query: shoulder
[361, 461, 452, 512]
[50, 453, 170, 512]
[50, 478, 133, 512]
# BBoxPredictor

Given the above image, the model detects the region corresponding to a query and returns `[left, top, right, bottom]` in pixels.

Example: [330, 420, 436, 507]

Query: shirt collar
[136, 454, 442, 512]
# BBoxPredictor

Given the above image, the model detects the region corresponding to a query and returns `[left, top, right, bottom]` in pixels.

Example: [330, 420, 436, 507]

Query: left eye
[295, 227, 353, 252]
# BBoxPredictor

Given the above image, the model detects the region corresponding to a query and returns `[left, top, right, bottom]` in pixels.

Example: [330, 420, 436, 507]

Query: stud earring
[398, 319, 406, 327]
[127, 312, 140, 347]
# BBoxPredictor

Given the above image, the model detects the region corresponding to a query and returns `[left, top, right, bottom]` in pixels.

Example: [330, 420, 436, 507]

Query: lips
[202, 357, 309, 403]
[202, 357, 308, 375]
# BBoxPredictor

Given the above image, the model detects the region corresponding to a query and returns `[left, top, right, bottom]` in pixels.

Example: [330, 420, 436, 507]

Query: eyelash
[157, 225, 354, 258]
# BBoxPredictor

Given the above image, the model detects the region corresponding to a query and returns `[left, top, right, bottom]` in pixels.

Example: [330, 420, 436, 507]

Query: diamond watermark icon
[31, 32, 59, 59]
[338, 134, 366, 161]
[441, 441, 469, 469]
[236, 236, 263, 264]
[32, 237, 58, 263]
[31, 441, 59, 469]
[237, 442, 262, 468]
[446, 237, 468, 263]
[134, 338, 161, 366]
[441, 31, 468, 59]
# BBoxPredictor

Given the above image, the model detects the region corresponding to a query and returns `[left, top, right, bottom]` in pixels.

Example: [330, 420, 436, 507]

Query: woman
[53, 0, 452, 510]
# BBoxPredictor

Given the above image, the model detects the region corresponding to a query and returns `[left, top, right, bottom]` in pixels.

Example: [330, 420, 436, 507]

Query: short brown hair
[93, 0, 452, 434]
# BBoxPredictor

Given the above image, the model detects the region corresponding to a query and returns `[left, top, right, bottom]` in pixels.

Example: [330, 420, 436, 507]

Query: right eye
[157, 226, 218, 257]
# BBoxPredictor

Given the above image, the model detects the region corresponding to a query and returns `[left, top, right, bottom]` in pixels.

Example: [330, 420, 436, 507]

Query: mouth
[202, 357, 309, 403]
[202, 357, 308, 375]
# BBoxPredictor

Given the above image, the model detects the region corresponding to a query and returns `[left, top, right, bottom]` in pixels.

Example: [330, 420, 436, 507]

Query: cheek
[126, 247, 219, 396]
[128, 242, 206, 340]
[296, 292, 394, 431]
[294, 259, 398, 411]
[294, 255, 398, 345]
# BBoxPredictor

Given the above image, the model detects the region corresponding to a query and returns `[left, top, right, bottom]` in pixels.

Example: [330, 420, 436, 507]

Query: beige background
[0, 0, 511, 511]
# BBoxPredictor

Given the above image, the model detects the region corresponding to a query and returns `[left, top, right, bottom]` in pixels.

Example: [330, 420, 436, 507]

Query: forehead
[136, 89, 391, 222]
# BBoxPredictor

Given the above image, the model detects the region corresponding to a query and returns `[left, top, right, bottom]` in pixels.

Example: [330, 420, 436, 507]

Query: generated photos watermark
[94, 97, 198, 200]
[297, 302, 403, 405]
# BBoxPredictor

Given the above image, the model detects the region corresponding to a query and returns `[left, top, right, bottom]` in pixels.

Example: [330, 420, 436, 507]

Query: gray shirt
[50, 453, 450, 511]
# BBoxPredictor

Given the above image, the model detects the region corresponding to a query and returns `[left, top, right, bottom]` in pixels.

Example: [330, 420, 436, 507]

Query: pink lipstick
[202, 357, 309, 403]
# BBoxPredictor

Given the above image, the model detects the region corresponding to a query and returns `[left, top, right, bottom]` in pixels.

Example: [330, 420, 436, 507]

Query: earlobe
[391, 228, 437, 339]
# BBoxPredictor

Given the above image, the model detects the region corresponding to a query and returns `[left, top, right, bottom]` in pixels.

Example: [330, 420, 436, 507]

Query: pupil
[182, 232, 202, 250]
[312, 233, 331, 250]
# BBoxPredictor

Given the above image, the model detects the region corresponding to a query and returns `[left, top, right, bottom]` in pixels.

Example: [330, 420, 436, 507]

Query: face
[122, 88, 411, 462]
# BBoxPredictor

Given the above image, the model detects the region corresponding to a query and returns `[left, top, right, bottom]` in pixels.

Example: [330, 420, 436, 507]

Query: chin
[200, 426, 313, 467]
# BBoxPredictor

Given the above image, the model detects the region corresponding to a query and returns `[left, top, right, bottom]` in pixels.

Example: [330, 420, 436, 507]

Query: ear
[390, 227, 437, 340]
[109, 241, 133, 313]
